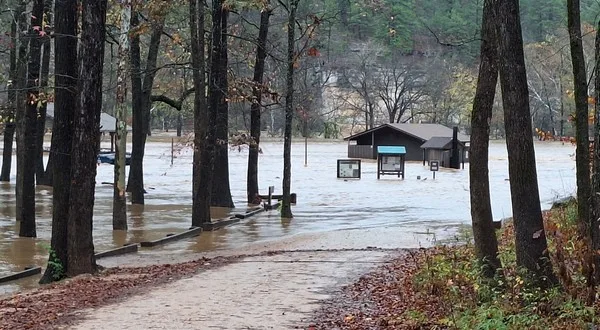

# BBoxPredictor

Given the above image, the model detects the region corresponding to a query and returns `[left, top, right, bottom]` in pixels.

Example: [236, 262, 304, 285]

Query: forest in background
[1, 0, 597, 140]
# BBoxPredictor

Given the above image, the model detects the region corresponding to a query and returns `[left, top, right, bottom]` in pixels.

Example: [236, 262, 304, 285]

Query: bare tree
[210, 0, 234, 208]
[470, 0, 500, 278]
[67, 0, 108, 276]
[0, 5, 21, 182]
[338, 41, 384, 130]
[112, 0, 131, 230]
[496, 0, 556, 285]
[190, 0, 211, 226]
[247, 4, 272, 204]
[376, 57, 425, 123]
[19, 0, 45, 237]
[40, 0, 78, 283]
[567, 0, 595, 301]
[281, 0, 301, 219]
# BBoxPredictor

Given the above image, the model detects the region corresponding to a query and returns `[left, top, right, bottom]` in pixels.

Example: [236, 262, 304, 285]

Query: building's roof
[377, 145, 406, 155]
[46, 103, 131, 133]
[420, 137, 453, 149]
[344, 123, 469, 142]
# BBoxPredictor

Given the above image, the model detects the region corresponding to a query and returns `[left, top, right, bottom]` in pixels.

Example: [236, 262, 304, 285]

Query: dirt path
[70, 249, 392, 329]
[68, 227, 441, 329]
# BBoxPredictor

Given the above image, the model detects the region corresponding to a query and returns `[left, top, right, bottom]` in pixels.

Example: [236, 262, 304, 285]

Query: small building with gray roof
[420, 136, 469, 168]
[344, 123, 469, 162]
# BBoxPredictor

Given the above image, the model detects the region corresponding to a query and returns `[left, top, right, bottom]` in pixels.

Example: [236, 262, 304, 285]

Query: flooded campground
[0, 139, 577, 295]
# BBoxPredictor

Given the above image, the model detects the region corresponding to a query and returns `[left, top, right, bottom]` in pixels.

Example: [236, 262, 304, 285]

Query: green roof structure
[377, 146, 406, 155]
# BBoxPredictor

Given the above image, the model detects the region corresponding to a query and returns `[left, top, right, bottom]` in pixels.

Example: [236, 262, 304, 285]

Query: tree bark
[127, 12, 165, 205]
[496, 0, 556, 285]
[67, 0, 107, 276]
[20, 0, 45, 238]
[113, 0, 131, 230]
[190, 0, 212, 226]
[210, 3, 234, 208]
[129, 11, 144, 204]
[470, 0, 500, 278]
[592, 17, 600, 284]
[0, 6, 19, 183]
[281, 0, 299, 219]
[177, 113, 182, 137]
[568, 0, 591, 235]
[40, 0, 78, 284]
[34, 0, 52, 186]
[14, 0, 28, 221]
[247, 7, 272, 204]
[569, 0, 596, 298]
[0, 124, 15, 182]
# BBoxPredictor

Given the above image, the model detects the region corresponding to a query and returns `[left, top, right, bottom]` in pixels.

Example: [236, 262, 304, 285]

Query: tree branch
[151, 87, 195, 111]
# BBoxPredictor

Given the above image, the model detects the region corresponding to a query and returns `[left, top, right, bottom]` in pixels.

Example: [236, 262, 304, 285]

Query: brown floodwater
[0, 139, 577, 295]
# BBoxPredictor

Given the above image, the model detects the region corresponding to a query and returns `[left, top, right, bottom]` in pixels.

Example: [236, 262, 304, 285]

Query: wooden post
[371, 131, 375, 159]
[377, 154, 381, 179]
[171, 137, 174, 165]
[401, 155, 405, 179]
[304, 119, 308, 167]
[268, 185, 274, 209]
[110, 132, 114, 152]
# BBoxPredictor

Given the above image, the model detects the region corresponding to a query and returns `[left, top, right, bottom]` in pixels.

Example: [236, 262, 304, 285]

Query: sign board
[430, 161, 439, 172]
[337, 159, 361, 179]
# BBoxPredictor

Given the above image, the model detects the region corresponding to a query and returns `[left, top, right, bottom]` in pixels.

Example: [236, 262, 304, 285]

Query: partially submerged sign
[377, 146, 406, 179]
[430, 160, 439, 179]
[337, 159, 361, 179]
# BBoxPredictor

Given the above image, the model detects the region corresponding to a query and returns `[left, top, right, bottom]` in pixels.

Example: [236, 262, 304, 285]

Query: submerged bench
[234, 207, 265, 219]
[0, 266, 42, 284]
[201, 217, 240, 231]
[140, 227, 203, 247]
[95, 243, 139, 259]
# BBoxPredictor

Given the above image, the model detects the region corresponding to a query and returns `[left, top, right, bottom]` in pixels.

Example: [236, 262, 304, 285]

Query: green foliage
[48, 249, 65, 281]
[322, 122, 340, 139]
[410, 203, 600, 329]
[39, 243, 65, 281]
[520, 0, 564, 42]
[345, 0, 416, 53]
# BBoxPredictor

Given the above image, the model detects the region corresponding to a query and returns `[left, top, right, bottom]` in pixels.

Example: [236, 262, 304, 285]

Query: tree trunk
[128, 11, 144, 204]
[190, 0, 212, 226]
[0, 6, 19, 183]
[127, 14, 165, 205]
[470, 0, 500, 278]
[568, 0, 591, 235]
[210, 1, 234, 208]
[177, 113, 182, 137]
[496, 0, 556, 286]
[67, 0, 107, 276]
[369, 102, 375, 129]
[281, 0, 299, 219]
[568, 0, 595, 297]
[0, 124, 15, 182]
[592, 17, 600, 284]
[20, 0, 45, 238]
[35, 0, 52, 186]
[40, 0, 78, 284]
[113, 0, 131, 230]
[247, 7, 272, 204]
[14, 0, 28, 221]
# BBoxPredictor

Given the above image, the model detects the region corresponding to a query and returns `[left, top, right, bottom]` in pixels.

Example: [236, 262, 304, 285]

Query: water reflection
[0, 140, 577, 295]
[128, 204, 146, 244]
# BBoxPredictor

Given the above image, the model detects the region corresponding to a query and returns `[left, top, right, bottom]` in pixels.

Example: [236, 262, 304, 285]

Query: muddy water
[0, 139, 576, 295]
